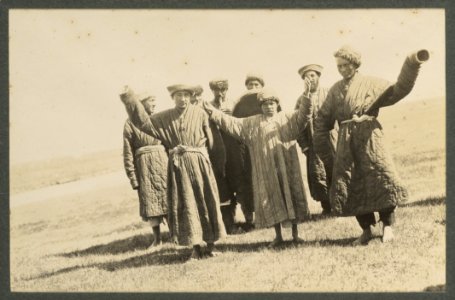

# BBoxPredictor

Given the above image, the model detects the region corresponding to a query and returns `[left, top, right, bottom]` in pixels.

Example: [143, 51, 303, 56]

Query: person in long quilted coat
[120, 85, 226, 260]
[207, 79, 238, 234]
[294, 64, 337, 215]
[313, 45, 428, 245]
[203, 86, 313, 248]
[123, 94, 168, 249]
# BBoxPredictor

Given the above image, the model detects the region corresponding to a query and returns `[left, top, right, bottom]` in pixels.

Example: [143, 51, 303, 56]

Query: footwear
[382, 226, 394, 243]
[292, 236, 305, 244]
[267, 238, 283, 248]
[189, 246, 202, 260]
[352, 227, 373, 246]
[321, 209, 331, 215]
[146, 239, 162, 250]
[242, 223, 255, 232]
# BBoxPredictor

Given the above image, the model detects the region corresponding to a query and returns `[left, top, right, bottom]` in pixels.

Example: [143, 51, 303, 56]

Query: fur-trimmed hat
[209, 79, 229, 90]
[245, 73, 265, 87]
[192, 85, 204, 95]
[298, 64, 323, 78]
[257, 88, 280, 105]
[333, 45, 362, 68]
[166, 84, 194, 96]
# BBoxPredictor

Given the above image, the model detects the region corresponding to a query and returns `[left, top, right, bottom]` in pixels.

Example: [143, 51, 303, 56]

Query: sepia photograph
[7, 6, 446, 293]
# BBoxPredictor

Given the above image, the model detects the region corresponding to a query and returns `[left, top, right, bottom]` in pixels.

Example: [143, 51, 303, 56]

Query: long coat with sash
[209, 97, 312, 228]
[313, 73, 408, 216]
[121, 93, 226, 246]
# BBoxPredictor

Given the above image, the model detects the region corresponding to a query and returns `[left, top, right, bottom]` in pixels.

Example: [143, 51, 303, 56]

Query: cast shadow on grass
[29, 246, 192, 280]
[215, 236, 357, 253]
[32, 236, 361, 280]
[400, 195, 445, 208]
[98, 237, 360, 272]
[59, 232, 171, 257]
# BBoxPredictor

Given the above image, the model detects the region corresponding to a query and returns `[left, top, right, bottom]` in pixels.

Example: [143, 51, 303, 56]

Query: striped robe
[122, 96, 226, 246]
[210, 99, 312, 228]
[313, 73, 408, 216]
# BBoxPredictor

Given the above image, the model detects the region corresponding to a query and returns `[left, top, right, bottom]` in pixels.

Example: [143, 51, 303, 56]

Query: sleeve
[313, 88, 336, 167]
[210, 109, 246, 142]
[288, 93, 313, 140]
[122, 122, 139, 189]
[365, 52, 426, 115]
[202, 112, 214, 151]
[120, 91, 161, 139]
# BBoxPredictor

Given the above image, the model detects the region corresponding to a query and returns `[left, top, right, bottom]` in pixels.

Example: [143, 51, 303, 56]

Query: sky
[9, 9, 445, 165]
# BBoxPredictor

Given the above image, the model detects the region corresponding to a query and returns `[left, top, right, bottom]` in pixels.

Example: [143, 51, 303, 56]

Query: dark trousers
[356, 207, 396, 230]
[221, 200, 237, 234]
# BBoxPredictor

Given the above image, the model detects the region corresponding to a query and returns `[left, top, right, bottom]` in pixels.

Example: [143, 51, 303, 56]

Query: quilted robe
[121, 93, 226, 246]
[209, 97, 312, 228]
[123, 119, 168, 220]
[313, 73, 409, 216]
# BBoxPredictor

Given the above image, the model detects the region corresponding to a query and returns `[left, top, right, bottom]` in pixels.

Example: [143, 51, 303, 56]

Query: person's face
[212, 87, 227, 100]
[246, 80, 263, 90]
[261, 100, 278, 117]
[172, 91, 191, 109]
[190, 93, 203, 105]
[336, 57, 357, 80]
[141, 99, 156, 115]
[303, 70, 320, 92]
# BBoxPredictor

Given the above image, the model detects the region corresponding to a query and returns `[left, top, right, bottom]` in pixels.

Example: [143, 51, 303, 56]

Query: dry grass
[10, 149, 123, 194]
[10, 97, 446, 292]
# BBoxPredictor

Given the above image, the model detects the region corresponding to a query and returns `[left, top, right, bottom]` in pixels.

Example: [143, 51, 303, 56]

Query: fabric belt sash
[169, 145, 210, 167]
[340, 114, 376, 125]
[135, 145, 165, 156]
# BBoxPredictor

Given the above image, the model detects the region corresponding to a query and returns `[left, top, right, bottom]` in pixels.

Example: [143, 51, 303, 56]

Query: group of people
[121, 45, 428, 260]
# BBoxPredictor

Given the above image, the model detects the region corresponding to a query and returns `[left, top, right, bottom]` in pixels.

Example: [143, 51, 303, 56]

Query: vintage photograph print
[9, 8, 445, 292]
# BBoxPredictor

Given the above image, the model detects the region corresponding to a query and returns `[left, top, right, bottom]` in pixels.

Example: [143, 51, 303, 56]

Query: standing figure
[123, 94, 168, 248]
[208, 79, 238, 234]
[203, 86, 313, 247]
[295, 64, 337, 214]
[190, 85, 204, 106]
[313, 46, 428, 245]
[229, 73, 268, 232]
[120, 85, 226, 259]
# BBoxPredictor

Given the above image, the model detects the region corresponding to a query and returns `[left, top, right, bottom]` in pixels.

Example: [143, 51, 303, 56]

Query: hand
[303, 78, 312, 97]
[119, 85, 135, 103]
[202, 100, 214, 115]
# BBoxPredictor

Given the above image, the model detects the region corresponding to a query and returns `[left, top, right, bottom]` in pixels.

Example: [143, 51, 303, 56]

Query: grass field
[10, 97, 446, 292]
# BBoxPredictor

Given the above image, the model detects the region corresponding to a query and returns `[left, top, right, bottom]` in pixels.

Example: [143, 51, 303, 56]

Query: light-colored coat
[210, 98, 312, 228]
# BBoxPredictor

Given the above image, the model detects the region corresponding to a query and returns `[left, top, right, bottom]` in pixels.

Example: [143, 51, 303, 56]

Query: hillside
[10, 96, 445, 195]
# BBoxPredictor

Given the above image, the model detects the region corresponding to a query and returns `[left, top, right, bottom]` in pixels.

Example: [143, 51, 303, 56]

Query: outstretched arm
[123, 121, 139, 190]
[288, 78, 313, 139]
[365, 49, 429, 115]
[203, 101, 245, 142]
[119, 86, 160, 139]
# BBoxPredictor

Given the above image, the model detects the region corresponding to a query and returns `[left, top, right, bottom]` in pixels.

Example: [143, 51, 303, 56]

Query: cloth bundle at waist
[340, 114, 376, 125]
[169, 145, 210, 167]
